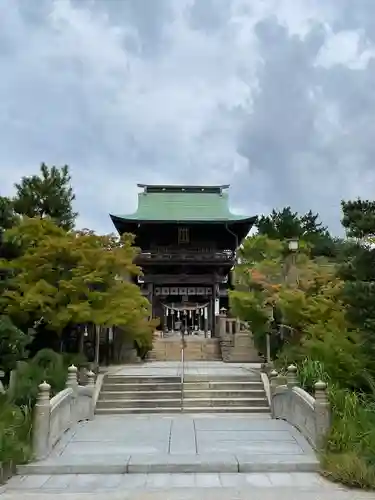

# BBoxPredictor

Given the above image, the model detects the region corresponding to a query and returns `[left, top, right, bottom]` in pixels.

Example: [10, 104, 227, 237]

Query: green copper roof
[111, 185, 253, 223]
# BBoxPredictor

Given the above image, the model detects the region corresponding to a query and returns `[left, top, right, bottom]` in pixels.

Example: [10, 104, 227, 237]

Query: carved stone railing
[269, 365, 331, 450]
[33, 365, 95, 461]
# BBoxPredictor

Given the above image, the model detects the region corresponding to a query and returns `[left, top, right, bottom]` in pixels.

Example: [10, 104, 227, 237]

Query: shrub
[0, 316, 31, 374]
[320, 385, 375, 489]
[134, 330, 153, 359]
[62, 352, 89, 369]
[0, 395, 32, 466]
[297, 358, 330, 394]
[10, 349, 67, 408]
[32, 348, 62, 371]
[322, 452, 375, 490]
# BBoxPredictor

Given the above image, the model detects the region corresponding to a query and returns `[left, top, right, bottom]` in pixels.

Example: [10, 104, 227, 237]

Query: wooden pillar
[211, 284, 216, 337]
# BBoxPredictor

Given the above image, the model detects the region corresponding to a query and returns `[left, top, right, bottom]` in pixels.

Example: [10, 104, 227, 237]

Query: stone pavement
[16, 414, 318, 474]
[1, 473, 374, 499]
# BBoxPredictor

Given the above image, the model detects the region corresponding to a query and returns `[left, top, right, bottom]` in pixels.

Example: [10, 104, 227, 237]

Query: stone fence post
[66, 364, 78, 421]
[287, 364, 298, 389]
[33, 381, 51, 460]
[66, 364, 78, 392]
[87, 370, 96, 420]
[217, 308, 227, 338]
[269, 369, 279, 397]
[314, 380, 330, 448]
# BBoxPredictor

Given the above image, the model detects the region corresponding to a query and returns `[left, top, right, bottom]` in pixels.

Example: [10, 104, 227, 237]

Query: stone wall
[269, 365, 331, 450]
[33, 365, 95, 461]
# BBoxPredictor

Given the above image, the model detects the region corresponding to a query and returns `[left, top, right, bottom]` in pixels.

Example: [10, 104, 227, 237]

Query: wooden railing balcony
[137, 250, 234, 263]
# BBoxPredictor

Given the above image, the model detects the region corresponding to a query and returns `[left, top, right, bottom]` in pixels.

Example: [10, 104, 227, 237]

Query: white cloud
[0, 0, 374, 235]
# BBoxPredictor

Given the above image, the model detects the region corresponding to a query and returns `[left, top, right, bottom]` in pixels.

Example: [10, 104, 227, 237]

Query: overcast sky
[1, 0, 375, 235]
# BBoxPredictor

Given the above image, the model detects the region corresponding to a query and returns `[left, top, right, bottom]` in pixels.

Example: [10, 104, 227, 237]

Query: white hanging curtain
[162, 302, 209, 312]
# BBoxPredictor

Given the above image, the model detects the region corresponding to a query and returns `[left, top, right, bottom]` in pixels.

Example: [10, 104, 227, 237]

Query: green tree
[0, 217, 154, 348]
[256, 207, 336, 257]
[13, 163, 77, 230]
[231, 234, 369, 389]
[0, 315, 31, 373]
[339, 199, 375, 373]
[341, 199, 375, 239]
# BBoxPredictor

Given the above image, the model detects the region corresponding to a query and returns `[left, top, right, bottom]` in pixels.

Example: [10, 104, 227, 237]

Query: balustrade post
[314, 380, 330, 449]
[66, 364, 78, 392]
[269, 369, 279, 395]
[287, 364, 298, 389]
[218, 307, 227, 339]
[87, 370, 96, 420]
[269, 369, 279, 417]
[33, 381, 51, 460]
[66, 364, 78, 422]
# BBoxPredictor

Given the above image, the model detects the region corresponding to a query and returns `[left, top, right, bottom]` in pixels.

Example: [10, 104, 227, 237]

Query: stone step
[182, 406, 270, 413]
[182, 381, 263, 390]
[101, 383, 182, 392]
[183, 375, 262, 382]
[96, 399, 182, 409]
[104, 376, 181, 384]
[17, 453, 319, 475]
[95, 406, 270, 415]
[182, 397, 268, 408]
[97, 396, 268, 408]
[99, 390, 182, 400]
[95, 407, 182, 415]
[182, 390, 266, 399]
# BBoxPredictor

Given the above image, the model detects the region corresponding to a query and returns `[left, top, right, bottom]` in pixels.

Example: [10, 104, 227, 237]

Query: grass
[0, 396, 33, 482]
[294, 358, 375, 489]
[274, 357, 375, 489]
[0, 348, 69, 483]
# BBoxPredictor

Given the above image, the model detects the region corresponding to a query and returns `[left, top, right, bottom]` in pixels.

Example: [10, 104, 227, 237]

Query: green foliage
[13, 163, 77, 231]
[321, 386, 375, 489]
[0, 196, 17, 234]
[256, 207, 335, 257]
[338, 199, 375, 377]
[0, 217, 153, 339]
[257, 207, 326, 239]
[10, 349, 67, 408]
[0, 316, 31, 373]
[0, 396, 32, 465]
[232, 234, 337, 358]
[134, 328, 154, 359]
[297, 358, 330, 394]
[341, 199, 375, 239]
[62, 352, 89, 369]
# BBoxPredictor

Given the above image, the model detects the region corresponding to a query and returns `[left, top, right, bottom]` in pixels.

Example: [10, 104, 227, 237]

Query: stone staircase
[218, 316, 263, 363]
[96, 376, 182, 414]
[182, 375, 269, 413]
[148, 336, 222, 361]
[96, 373, 269, 414]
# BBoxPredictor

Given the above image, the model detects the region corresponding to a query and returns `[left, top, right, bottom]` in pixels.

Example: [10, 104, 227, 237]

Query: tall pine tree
[13, 163, 77, 230]
[340, 198, 375, 373]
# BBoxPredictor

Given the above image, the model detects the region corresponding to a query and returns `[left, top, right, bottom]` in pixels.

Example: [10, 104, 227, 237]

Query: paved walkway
[15, 414, 318, 475]
[2, 362, 373, 498]
[2, 474, 373, 499]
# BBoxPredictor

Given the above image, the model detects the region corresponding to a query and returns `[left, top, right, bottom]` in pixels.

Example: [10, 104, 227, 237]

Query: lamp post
[287, 238, 299, 252]
[286, 237, 299, 286]
[280, 237, 299, 341]
[266, 306, 274, 365]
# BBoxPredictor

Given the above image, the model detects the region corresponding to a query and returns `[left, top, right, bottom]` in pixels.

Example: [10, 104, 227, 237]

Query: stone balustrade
[216, 311, 262, 362]
[33, 365, 96, 461]
[269, 365, 331, 450]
